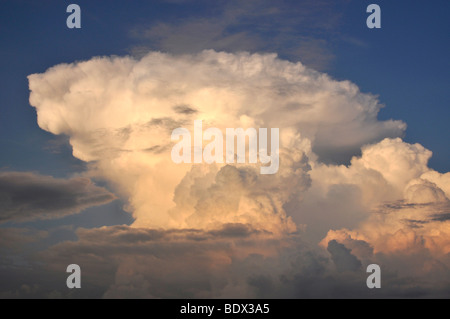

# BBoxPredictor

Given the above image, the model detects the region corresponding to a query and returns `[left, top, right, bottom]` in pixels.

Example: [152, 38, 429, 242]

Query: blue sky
[0, 0, 449, 298]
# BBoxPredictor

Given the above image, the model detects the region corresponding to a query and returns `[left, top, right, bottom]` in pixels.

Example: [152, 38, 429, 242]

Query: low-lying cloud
[0, 171, 116, 223]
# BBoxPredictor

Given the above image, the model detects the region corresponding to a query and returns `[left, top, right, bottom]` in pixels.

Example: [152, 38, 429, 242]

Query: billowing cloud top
[28, 50, 408, 234]
[28, 51, 405, 162]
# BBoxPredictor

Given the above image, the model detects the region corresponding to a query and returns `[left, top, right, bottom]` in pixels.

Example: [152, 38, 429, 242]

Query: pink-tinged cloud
[22, 50, 450, 298]
[28, 50, 406, 233]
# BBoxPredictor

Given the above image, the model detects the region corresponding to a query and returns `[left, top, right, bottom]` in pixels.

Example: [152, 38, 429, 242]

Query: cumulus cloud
[28, 50, 405, 233]
[316, 139, 450, 293]
[287, 137, 444, 242]
[404, 179, 448, 204]
[166, 164, 307, 235]
[23, 50, 450, 298]
[316, 137, 450, 257]
[0, 171, 116, 223]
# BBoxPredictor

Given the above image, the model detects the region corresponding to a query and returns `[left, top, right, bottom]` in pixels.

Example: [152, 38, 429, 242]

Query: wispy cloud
[130, 0, 349, 70]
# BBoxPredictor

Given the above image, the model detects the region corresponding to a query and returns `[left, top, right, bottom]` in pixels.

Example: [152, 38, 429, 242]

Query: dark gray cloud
[36, 224, 283, 298]
[1, 222, 450, 298]
[0, 224, 436, 298]
[430, 213, 450, 222]
[208, 223, 264, 238]
[0, 171, 116, 223]
[327, 239, 362, 272]
[0, 227, 48, 253]
[377, 200, 450, 226]
[172, 104, 198, 115]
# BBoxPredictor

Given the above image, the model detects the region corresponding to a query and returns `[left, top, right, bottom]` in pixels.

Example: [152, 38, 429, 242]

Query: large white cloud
[28, 50, 406, 233]
[24, 50, 450, 298]
[316, 139, 450, 286]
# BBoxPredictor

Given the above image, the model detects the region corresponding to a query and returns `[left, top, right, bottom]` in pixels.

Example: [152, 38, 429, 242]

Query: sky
[0, 0, 449, 298]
